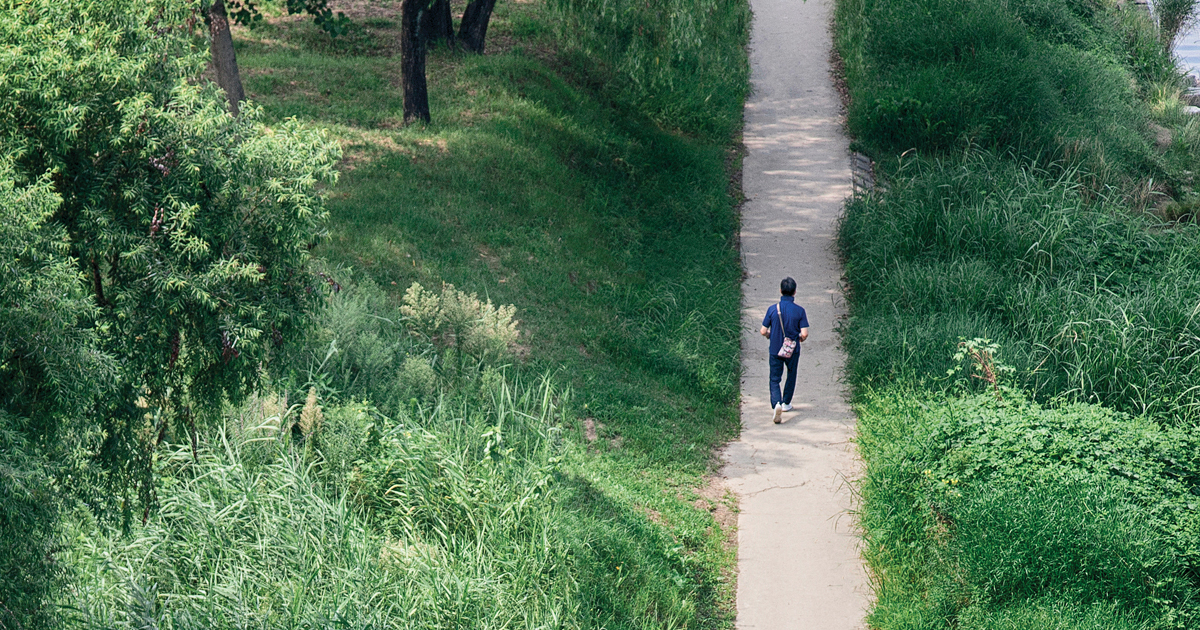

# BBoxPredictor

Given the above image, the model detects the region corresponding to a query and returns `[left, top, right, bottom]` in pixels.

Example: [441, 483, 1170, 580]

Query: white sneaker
[772, 403, 783, 424]
[781, 403, 793, 412]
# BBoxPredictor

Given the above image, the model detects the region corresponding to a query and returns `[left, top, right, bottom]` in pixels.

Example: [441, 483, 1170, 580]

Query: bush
[0, 0, 340, 515]
[856, 388, 1200, 629]
[273, 273, 425, 409]
[271, 276, 522, 414]
[400, 281, 520, 372]
[0, 414, 66, 630]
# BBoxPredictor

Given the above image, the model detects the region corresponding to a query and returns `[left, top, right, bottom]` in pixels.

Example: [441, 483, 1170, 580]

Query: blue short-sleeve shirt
[762, 295, 809, 356]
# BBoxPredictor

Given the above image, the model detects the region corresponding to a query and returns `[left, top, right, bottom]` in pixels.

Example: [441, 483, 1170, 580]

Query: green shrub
[0, 414, 66, 630]
[271, 275, 523, 414]
[273, 273, 423, 407]
[856, 388, 1200, 629]
[0, 156, 109, 630]
[400, 281, 520, 373]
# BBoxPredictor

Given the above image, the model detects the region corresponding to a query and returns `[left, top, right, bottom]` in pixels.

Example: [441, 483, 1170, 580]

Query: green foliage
[856, 389, 1200, 629]
[0, 159, 109, 430]
[22, 0, 748, 625]
[63, 379, 572, 629]
[836, 0, 1200, 625]
[0, 150, 107, 630]
[953, 483, 1183, 613]
[224, 0, 351, 36]
[0, 413, 66, 630]
[400, 281, 520, 371]
[956, 599, 1153, 630]
[272, 274, 432, 411]
[834, 0, 1173, 188]
[0, 0, 339, 506]
[549, 0, 751, 139]
[236, 13, 743, 626]
[1154, 0, 1197, 45]
[839, 152, 1200, 422]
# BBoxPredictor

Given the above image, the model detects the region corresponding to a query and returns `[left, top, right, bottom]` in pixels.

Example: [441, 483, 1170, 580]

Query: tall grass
[62, 379, 583, 629]
[835, 0, 1200, 624]
[840, 152, 1200, 423]
[549, 0, 750, 139]
[834, 0, 1179, 191]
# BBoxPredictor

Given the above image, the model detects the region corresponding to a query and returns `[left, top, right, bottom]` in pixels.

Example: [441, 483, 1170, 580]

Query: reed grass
[840, 152, 1200, 423]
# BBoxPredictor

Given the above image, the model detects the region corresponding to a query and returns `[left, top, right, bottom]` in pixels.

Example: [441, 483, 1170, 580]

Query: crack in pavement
[720, 0, 870, 624]
[741, 481, 810, 499]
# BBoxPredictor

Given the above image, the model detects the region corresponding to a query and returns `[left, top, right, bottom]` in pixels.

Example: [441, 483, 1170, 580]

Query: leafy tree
[0, 162, 109, 630]
[0, 0, 340, 519]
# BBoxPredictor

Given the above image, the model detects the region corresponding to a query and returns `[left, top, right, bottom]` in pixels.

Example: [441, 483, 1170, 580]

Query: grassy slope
[834, 0, 1200, 627]
[236, 2, 743, 626]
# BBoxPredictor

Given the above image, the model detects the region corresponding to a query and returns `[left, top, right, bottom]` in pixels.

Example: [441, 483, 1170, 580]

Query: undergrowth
[40, 0, 747, 627]
[836, 0, 1200, 626]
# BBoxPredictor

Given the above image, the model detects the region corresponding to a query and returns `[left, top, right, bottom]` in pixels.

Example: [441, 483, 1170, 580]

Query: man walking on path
[760, 277, 809, 423]
[722, 0, 868, 620]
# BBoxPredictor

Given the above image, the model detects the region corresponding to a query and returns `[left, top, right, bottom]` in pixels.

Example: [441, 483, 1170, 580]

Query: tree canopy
[0, 0, 341, 512]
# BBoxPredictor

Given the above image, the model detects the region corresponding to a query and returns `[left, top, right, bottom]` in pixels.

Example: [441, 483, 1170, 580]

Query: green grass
[855, 389, 1200, 630]
[51, 0, 747, 627]
[835, 0, 1187, 198]
[238, 23, 745, 469]
[838, 153, 1200, 422]
[63, 383, 581, 628]
[834, 0, 1200, 626]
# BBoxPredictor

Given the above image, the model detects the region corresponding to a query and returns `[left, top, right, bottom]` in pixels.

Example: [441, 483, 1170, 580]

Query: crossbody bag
[776, 301, 797, 358]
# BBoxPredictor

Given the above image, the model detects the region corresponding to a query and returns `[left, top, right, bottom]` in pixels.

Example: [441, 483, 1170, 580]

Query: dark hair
[780, 277, 796, 296]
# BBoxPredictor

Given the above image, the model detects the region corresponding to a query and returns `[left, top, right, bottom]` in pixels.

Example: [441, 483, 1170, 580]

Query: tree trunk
[458, 0, 498, 54]
[401, 0, 432, 123]
[422, 0, 455, 46]
[208, 0, 246, 116]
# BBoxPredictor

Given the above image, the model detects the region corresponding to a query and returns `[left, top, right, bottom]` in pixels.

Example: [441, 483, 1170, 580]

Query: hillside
[0, 0, 750, 627]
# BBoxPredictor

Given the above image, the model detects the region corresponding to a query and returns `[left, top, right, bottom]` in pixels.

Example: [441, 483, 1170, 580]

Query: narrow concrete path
[720, 0, 869, 625]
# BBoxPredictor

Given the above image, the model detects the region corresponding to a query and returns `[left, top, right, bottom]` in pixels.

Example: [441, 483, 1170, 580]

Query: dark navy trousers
[768, 351, 799, 408]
